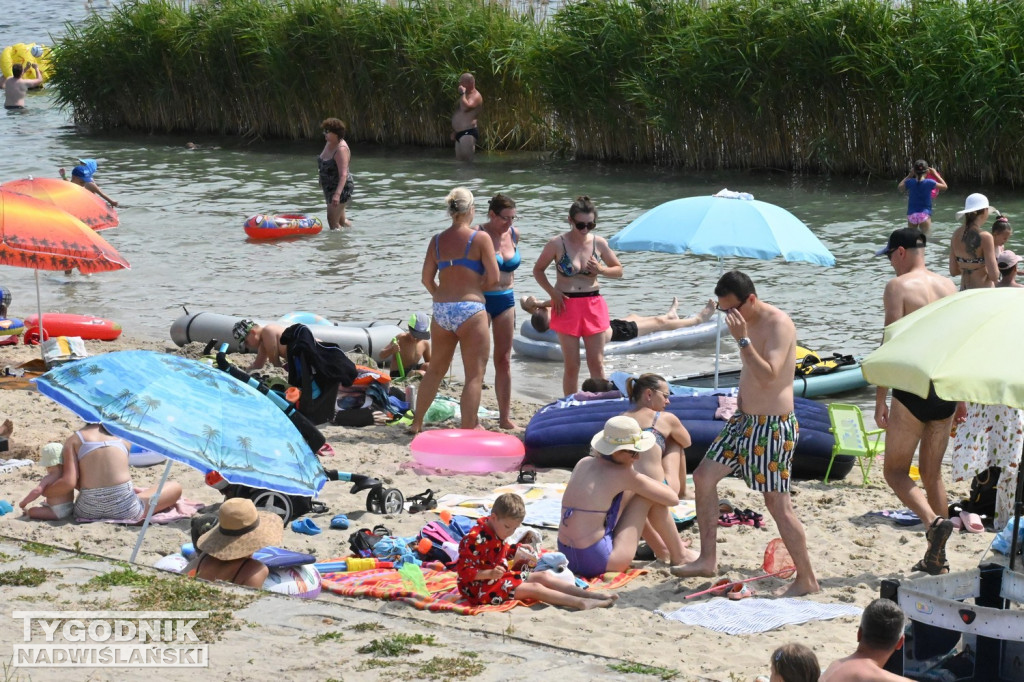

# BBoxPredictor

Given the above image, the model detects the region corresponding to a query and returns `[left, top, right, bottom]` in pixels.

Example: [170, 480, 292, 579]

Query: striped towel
[321, 563, 645, 615]
[656, 598, 862, 635]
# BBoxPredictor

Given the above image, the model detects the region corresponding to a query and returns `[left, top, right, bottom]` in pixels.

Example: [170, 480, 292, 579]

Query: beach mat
[320, 563, 645, 615]
[864, 509, 921, 526]
[437, 482, 697, 529]
[76, 497, 205, 525]
[656, 597, 862, 635]
[0, 458, 32, 474]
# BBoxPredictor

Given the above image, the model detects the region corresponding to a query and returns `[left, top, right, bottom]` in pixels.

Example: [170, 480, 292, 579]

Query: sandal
[709, 578, 734, 596]
[914, 517, 953, 575]
[736, 509, 766, 528]
[727, 583, 755, 600]
[407, 489, 437, 513]
[718, 513, 741, 527]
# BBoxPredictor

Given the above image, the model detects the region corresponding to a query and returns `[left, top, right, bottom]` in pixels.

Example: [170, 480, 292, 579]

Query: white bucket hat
[590, 415, 656, 456]
[956, 193, 997, 218]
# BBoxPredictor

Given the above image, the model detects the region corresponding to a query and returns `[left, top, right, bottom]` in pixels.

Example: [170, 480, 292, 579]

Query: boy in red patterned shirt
[456, 493, 618, 609]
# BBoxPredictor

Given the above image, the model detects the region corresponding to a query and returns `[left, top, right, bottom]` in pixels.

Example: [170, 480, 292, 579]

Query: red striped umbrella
[1, 177, 118, 230]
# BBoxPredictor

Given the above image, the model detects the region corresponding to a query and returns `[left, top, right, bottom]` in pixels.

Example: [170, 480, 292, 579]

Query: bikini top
[556, 236, 597, 277]
[435, 231, 485, 275]
[491, 227, 520, 273]
[955, 255, 985, 265]
[561, 491, 624, 533]
[644, 411, 667, 453]
[75, 430, 130, 461]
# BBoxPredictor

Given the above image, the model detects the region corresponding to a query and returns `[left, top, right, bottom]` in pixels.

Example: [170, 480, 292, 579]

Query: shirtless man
[522, 295, 715, 341]
[380, 311, 432, 377]
[450, 73, 483, 162]
[3, 63, 43, 110]
[233, 320, 287, 372]
[820, 598, 911, 682]
[671, 270, 819, 597]
[873, 228, 958, 575]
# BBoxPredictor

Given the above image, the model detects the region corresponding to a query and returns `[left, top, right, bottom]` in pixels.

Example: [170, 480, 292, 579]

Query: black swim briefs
[454, 127, 479, 143]
[609, 319, 638, 342]
[892, 385, 956, 423]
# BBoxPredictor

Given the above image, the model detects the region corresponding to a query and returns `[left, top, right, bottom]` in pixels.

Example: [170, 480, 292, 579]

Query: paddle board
[24, 313, 122, 341]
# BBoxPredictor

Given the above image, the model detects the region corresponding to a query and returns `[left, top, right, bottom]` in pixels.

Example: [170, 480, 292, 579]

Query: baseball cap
[997, 250, 1022, 270]
[408, 312, 430, 340]
[875, 228, 926, 257]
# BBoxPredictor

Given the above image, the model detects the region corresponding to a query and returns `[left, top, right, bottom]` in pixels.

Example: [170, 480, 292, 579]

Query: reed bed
[49, 0, 1024, 183]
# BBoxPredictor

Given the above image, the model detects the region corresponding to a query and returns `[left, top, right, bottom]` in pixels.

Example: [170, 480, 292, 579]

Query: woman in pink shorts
[533, 196, 623, 396]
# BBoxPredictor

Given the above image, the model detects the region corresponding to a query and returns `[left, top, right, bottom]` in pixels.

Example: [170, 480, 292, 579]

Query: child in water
[456, 493, 618, 610]
[19, 442, 74, 520]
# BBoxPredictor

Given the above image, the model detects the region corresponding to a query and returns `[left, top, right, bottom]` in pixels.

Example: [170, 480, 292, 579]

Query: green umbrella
[861, 288, 1024, 569]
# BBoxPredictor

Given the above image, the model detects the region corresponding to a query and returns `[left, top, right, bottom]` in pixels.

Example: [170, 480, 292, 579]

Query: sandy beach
[0, 336, 997, 681]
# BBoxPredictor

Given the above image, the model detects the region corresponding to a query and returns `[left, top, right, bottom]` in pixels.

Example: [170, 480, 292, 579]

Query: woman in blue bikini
[476, 194, 520, 429]
[558, 416, 683, 578]
[408, 188, 499, 435]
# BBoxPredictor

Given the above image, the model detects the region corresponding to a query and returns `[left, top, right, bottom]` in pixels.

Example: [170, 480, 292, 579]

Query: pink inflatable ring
[410, 429, 524, 474]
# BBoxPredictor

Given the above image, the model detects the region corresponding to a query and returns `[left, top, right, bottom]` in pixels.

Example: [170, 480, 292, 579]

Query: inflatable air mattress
[169, 311, 401, 362]
[25, 313, 121, 341]
[523, 395, 849, 481]
[513, 319, 725, 361]
[669, 363, 867, 399]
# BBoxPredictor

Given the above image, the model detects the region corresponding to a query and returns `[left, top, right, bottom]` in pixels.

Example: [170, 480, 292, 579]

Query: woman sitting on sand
[621, 374, 694, 564]
[187, 498, 282, 589]
[52, 423, 182, 522]
[407, 188, 499, 434]
[558, 416, 693, 578]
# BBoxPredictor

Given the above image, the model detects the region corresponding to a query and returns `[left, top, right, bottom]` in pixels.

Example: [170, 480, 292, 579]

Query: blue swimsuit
[557, 491, 623, 578]
[483, 227, 520, 319]
[434, 232, 487, 332]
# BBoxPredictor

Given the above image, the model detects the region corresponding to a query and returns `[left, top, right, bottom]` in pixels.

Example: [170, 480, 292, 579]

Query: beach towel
[436, 483, 697, 529]
[656, 598, 862, 635]
[76, 496, 205, 524]
[865, 509, 921, 526]
[0, 458, 33, 474]
[320, 563, 644, 615]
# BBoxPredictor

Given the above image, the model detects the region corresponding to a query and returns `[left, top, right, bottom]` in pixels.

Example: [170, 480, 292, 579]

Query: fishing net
[763, 537, 796, 579]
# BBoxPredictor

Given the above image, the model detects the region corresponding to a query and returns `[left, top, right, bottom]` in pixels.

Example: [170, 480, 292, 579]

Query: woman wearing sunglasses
[533, 196, 623, 397]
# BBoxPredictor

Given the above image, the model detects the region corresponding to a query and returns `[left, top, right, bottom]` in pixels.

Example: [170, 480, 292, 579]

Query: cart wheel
[366, 486, 385, 514]
[381, 488, 405, 515]
[251, 490, 294, 523]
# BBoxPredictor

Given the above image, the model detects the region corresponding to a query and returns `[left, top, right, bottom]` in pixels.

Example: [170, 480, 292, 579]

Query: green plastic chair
[826, 403, 885, 485]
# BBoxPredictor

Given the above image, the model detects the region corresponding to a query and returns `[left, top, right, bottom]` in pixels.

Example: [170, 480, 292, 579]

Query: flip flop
[727, 583, 754, 600]
[718, 513, 741, 527]
[291, 518, 322, 535]
[959, 510, 985, 533]
[709, 578, 734, 596]
[736, 509, 766, 528]
[330, 514, 350, 530]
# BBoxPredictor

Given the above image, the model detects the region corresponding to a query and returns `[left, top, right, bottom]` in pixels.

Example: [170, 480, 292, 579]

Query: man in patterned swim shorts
[671, 270, 819, 597]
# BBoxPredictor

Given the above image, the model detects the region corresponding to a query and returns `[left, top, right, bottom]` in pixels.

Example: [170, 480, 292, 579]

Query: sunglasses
[716, 298, 746, 313]
[498, 213, 516, 223]
[574, 221, 596, 231]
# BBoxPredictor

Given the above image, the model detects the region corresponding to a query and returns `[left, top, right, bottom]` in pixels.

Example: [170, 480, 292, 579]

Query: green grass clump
[422, 654, 485, 679]
[608, 662, 680, 680]
[85, 568, 156, 590]
[311, 631, 345, 644]
[0, 567, 50, 587]
[351, 622, 386, 632]
[129, 575, 255, 642]
[22, 542, 56, 556]
[357, 633, 437, 657]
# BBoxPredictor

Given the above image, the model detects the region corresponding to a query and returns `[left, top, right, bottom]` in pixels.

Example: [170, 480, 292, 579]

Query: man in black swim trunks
[522, 295, 715, 343]
[450, 73, 482, 162]
[873, 228, 958, 575]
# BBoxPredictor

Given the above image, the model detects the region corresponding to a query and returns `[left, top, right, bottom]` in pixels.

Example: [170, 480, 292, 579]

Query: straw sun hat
[196, 498, 283, 561]
[590, 415, 657, 456]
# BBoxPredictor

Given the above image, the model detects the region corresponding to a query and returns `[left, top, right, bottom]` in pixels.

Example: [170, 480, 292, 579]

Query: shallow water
[5, 1, 1024, 406]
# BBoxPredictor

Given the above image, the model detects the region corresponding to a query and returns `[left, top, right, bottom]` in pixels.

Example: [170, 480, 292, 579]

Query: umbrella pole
[1011, 441, 1023, 572]
[129, 460, 173, 564]
[34, 269, 44, 363]
[713, 258, 724, 388]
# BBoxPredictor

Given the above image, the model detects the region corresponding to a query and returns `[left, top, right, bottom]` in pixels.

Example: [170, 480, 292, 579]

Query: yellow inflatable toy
[1, 43, 51, 84]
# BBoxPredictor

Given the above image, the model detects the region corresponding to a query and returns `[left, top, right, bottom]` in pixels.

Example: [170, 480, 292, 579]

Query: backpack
[417, 520, 460, 564]
[348, 526, 390, 558]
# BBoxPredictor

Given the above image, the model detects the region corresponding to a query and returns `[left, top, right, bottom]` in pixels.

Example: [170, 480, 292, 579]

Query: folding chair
[826, 403, 885, 485]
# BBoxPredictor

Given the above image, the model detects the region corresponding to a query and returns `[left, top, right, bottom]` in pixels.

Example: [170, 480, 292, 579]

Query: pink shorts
[908, 211, 931, 225]
[550, 292, 610, 337]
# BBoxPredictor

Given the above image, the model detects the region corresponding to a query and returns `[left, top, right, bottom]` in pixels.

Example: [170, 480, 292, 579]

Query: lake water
[5, 1, 1024, 407]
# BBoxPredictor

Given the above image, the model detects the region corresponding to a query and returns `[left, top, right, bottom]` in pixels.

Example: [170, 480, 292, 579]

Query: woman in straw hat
[186, 498, 284, 588]
[949, 193, 1000, 290]
[557, 416, 686, 577]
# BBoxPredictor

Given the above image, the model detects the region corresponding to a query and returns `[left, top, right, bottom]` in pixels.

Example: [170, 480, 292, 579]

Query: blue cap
[71, 158, 98, 183]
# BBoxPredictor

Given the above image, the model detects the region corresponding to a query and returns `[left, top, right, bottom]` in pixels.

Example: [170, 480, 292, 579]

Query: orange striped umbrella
[1, 177, 118, 230]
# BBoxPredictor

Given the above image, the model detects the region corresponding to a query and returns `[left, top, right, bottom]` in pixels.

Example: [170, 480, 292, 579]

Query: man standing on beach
[671, 270, 819, 597]
[451, 73, 482, 162]
[873, 228, 958, 575]
[820, 598, 911, 681]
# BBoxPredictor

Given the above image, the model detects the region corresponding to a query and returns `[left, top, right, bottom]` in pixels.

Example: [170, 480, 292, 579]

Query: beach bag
[42, 336, 87, 367]
[348, 527, 389, 558]
[963, 466, 1000, 518]
[418, 520, 460, 564]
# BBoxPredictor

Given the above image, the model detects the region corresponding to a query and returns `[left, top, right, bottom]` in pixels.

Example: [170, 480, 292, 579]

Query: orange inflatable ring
[243, 214, 323, 240]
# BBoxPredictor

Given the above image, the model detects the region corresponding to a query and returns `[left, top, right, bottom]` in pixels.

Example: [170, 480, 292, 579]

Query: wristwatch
[738, 337, 751, 349]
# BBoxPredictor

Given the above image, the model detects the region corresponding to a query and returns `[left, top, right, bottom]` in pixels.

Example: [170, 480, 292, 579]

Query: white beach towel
[0, 458, 33, 474]
[656, 597, 862, 635]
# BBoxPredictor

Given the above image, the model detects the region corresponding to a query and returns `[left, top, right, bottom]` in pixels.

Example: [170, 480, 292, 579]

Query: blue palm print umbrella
[35, 351, 327, 497]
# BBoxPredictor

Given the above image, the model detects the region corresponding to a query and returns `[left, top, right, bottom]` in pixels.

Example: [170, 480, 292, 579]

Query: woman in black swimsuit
[949, 193, 999, 290]
[318, 117, 353, 229]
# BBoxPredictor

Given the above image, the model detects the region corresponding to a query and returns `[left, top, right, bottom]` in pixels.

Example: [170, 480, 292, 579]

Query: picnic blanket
[76, 496, 205, 525]
[656, 597, 862, 635]
[0, 458, 33, 475]
[437, 482, 696, 529]
[320, 563, 645, 615]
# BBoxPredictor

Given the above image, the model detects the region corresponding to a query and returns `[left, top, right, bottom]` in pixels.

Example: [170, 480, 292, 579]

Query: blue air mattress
[523, 395, 851, 480]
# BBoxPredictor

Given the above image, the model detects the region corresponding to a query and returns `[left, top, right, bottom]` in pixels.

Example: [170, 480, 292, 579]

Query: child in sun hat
[380, 311, 432, 378]
[186, 498, 284, 589]
[19, 442, 74, 520]
[59, 157, 118, 207]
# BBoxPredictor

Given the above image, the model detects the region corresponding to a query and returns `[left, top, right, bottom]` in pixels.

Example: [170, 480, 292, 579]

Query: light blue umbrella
[35, 351, 327, 560]
[609, 192, 836, 266]
[609, 192, 836, 385]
